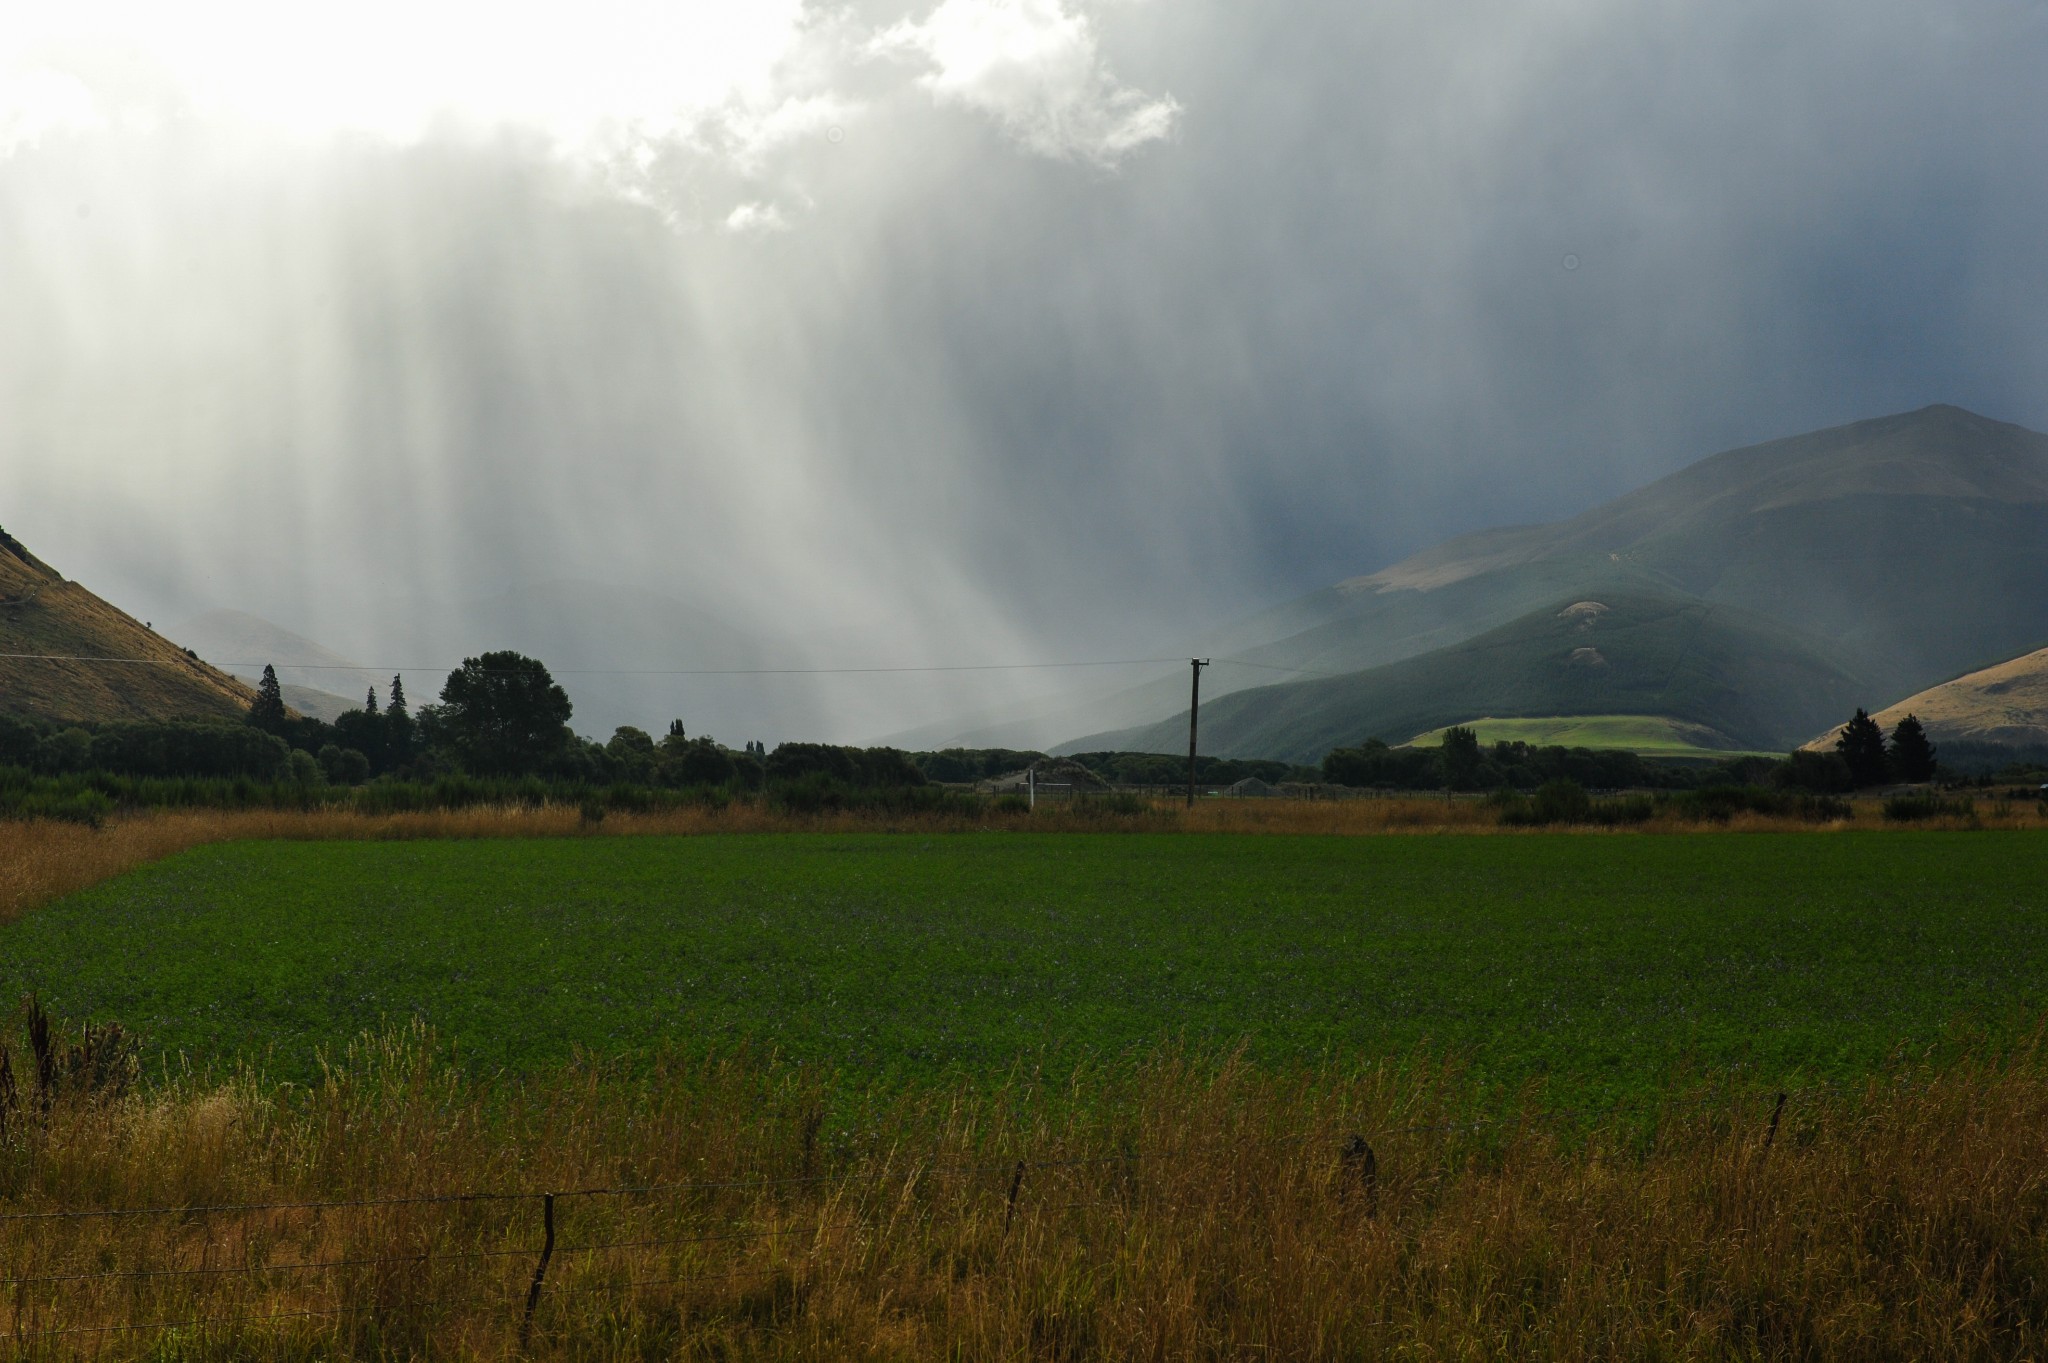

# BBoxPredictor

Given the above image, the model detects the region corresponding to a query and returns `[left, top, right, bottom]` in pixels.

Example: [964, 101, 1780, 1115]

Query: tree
[248, 664, 289, 735]
[436, 651, 574, 775]
[1889, 714, 1938, 782]
[661, 737, 737, 788]
[286, 748, 324, 786]
[605, 726, 658, 783]
[1440, 726, 1485, 791]
[384, 675, 415, 767]
[1836, 708, 1890, 787]
[318, 744, 370, 785]
[364, 687, 380, 716]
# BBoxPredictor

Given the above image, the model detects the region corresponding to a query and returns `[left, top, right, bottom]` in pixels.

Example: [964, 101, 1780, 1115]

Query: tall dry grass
[4, 1031, 2047, 1359]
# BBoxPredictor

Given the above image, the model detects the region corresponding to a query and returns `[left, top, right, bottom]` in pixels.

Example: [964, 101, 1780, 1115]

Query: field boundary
[2, 1084, 1813, 1345]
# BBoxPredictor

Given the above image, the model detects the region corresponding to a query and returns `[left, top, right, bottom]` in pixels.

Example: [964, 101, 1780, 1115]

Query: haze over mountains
[7, 404, 2048, 762]
[1056, 406, 2048, 760]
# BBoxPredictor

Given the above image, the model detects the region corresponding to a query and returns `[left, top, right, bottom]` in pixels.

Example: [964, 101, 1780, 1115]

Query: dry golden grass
[3, 795, 2040, 928]
[5, 1033, 2047, 1359]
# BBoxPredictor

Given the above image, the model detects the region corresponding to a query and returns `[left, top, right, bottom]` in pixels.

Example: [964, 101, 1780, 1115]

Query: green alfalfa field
[3, 830, 2045, 1100]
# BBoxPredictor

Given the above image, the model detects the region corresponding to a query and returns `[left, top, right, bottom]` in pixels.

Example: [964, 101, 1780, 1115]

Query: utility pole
[1186, 658, 1209, 808]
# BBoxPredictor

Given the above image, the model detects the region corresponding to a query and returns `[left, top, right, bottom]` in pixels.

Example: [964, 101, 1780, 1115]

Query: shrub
[0, 785, 112, 827]
[772, 771, 852, 814]
[285, 750, 324, 786]
[1496, 780, 1608, 826]
[1883, 794, 1977, 823]
[1775, 750, 1853, 794]
[1663, 786, 1852, 824]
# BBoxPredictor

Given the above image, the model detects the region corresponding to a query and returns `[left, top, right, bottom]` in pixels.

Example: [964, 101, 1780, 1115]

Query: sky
[3, 0, 2046, 742]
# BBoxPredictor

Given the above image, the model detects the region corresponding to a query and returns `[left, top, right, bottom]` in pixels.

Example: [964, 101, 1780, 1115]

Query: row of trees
[1776, 710, 1940, 793]
[1836, 710, 1937, 785]
[244, 651, 930, 792]
[1320, 731, 1705, 793]
[1318, 709, 1944, 795]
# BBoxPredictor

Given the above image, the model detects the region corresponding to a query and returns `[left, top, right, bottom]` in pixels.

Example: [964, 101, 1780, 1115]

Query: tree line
[0, 642, 1991, 803]
[1315, 708, 1948, 795]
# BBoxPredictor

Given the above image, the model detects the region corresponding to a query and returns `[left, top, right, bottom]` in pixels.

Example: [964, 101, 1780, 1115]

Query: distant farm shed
[1227, 777, 1278, 798]
[977, 758, 1107, 797]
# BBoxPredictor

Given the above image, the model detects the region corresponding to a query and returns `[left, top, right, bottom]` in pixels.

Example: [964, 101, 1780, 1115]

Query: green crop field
[1402, 714, 1781, 758]
[3, 832, 2044, 1099]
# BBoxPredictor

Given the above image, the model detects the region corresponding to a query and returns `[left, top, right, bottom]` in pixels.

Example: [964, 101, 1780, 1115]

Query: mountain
[168, 609, 368, 720]
[1053, 406, 2048, 761]
[1225, 405, 2048, 698]
[1067, 590, 1862, 762]
[0, 527, 257, 724]
[1802, 646, 2048, 752]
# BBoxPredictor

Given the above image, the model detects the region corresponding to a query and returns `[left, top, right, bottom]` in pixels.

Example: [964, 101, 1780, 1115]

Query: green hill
[0, 527, 257, 724]
[1066, 591, 1861, 764]
[1229, 406, 2048, 699]
[1402, 715, 1779, 759]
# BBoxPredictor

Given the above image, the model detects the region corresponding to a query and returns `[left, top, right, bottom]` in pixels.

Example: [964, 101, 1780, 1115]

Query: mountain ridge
[1053, 405, 2048, 760]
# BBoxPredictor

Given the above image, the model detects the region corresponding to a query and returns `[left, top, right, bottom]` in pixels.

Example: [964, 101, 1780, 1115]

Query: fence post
[1762, 1093, 1787, 1152]
[801, 1110, 822, 1180]
[1339, 1135, 1377, 1216]
[520, 1192, 556, 1349]
[1002, 1160, 1027, 1239]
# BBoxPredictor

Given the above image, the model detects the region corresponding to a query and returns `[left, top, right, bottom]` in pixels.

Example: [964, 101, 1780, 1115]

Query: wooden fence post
[520, 1192, 556, 1349]
[1340, 1135, 1378, 1216]
[1762, 1093, 1787, 1152]
[1002, 1160, 1027, 1239]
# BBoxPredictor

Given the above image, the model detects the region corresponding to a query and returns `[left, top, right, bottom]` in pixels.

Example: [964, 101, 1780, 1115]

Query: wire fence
[0, 1084, 1826, 1346]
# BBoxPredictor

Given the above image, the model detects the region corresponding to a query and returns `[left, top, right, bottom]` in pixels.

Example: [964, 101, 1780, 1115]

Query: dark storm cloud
[2, 0, 2045, 740]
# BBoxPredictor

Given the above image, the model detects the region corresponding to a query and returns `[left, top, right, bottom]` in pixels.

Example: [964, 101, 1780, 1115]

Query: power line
[0, 653, 1339, 680]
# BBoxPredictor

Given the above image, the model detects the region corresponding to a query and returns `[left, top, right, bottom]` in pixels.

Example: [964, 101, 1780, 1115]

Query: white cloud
[724, 200, 792, 233]
[0, 0, 812, 145]
[0, 0, 1178, 222]
[0, 67, 103, 154]
[872, 0, 1179, 165]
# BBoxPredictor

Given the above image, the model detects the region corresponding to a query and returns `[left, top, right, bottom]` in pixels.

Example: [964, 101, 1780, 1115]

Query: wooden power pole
[1186, 658, 1209, 808]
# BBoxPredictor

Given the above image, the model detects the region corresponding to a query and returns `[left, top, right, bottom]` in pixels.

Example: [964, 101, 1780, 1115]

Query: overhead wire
[0, 653, 1340, 680]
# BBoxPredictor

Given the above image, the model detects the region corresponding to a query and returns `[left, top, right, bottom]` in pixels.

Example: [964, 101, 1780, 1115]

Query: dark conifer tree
[384, 675, 415, 763]
[364, 686, 380, 715]
[1888, 714, 1938, 782]
[668, 719, 685, 739]
[1835, 708, 1890, 787]
[248, 664, 289, 734]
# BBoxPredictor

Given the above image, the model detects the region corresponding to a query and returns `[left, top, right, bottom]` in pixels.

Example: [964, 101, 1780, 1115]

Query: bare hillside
[1803, 647, 2048, 751]
[0, 527, 256, 724]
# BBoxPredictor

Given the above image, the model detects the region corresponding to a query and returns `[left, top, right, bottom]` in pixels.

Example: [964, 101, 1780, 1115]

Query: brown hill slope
[1803, 646, 2048, 752]
[0, 527, 256, 724]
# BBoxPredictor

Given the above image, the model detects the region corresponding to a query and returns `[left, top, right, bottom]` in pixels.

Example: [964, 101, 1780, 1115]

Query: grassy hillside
[1403, 714, 1779, 758]
[0, 527, 256, 724]
[1803, 645, 2048, 751]
[1067, 591, 1859, 762]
